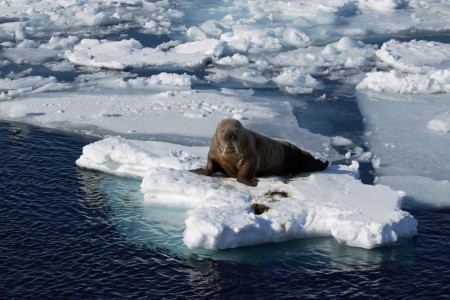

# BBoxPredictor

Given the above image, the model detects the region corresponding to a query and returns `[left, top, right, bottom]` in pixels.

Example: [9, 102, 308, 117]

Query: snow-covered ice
[375, 40, 450, 73]
[357, 40, 450, 94]
[356, 91, 450, 208]
[356, 39, 450, 208]
[65, 38, 224, 69]
[0, 89, 335, 159]
[76, 137, 417, 250]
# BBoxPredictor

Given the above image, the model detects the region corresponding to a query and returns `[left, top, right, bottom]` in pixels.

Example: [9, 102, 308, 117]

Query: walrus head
[215, 118, 244, 156]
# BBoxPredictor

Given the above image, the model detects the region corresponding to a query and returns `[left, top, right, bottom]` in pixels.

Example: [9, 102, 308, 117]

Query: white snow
[357, 40, 450, 94]
[77, 137, 417, 250]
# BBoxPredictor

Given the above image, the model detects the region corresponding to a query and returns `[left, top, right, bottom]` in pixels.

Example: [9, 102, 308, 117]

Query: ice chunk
[132, 73, 197, 87]
[376, 40, 450, 73]
[65, 38, 223, 70]
[358, 40, 450, 94]
[357, 70, 450, 94]
[221, 25, 283, 54]
[1, 47, 60, 64]
[215, 54, 249, 67]
[427, 112, 450, 133]
[206, 67, 270, 85]
[186, 26, 208, 41]
[77, 138, 417, 250]
[331, 136, 353, 147]
[269, 38, 376, 77]
[272, 67, 323, 94]
[0, 76, 69, 100]
[0, 35, 79, 64]
[282, 27, 311, 48]
[358, 0, 408, 11]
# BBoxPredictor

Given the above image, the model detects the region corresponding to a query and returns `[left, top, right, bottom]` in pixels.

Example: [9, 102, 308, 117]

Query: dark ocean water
[1, 121, 450, 299]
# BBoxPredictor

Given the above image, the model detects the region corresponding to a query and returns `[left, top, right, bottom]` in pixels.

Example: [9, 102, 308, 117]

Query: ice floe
[357, 69, 450, 94]
[269, 37, 376, 78]
[77, 137, 417, 250]
[375, 40, 450, 73]
[272, 67, 323, 95]
[65, 38, 223, 69]
[357, 40, 450, 94]
[0, 76, 70, 100]
[357, 91, 450, 208]
[0, 89, 335, 159]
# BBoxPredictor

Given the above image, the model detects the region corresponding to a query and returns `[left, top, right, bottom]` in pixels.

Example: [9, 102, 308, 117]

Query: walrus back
[257, 135, 329, 175]
[251, 132, 291, 176]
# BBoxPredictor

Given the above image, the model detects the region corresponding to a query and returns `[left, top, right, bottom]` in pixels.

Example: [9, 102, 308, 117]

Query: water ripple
[1, 122, 450, 298]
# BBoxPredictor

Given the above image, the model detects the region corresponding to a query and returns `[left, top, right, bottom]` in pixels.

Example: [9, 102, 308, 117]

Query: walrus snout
[224, 132, 238, 141]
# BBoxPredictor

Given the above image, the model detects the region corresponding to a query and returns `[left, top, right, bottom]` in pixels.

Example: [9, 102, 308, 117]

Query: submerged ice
[1, 0, 449, 250]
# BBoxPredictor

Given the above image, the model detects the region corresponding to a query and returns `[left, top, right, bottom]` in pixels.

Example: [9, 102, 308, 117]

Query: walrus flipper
[190, 157, 226, 176]
[190, 168, 208, 175]
[236, 161, 259, 187]
[304, 158, 329, 172]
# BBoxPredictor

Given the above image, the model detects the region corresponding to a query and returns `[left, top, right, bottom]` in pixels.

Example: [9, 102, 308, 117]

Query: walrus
[190, 118, 329, 186]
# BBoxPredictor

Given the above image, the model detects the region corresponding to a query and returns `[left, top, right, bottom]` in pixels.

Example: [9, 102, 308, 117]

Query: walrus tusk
[222, 145, 227, 156]
[234, 144, 239, 155]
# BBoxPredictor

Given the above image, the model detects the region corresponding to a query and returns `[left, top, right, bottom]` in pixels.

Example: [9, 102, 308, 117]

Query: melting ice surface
[1, 0, 450, 251]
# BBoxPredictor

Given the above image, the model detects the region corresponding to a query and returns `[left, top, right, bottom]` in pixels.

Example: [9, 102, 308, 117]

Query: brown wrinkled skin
[190, 118, 329, 187]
